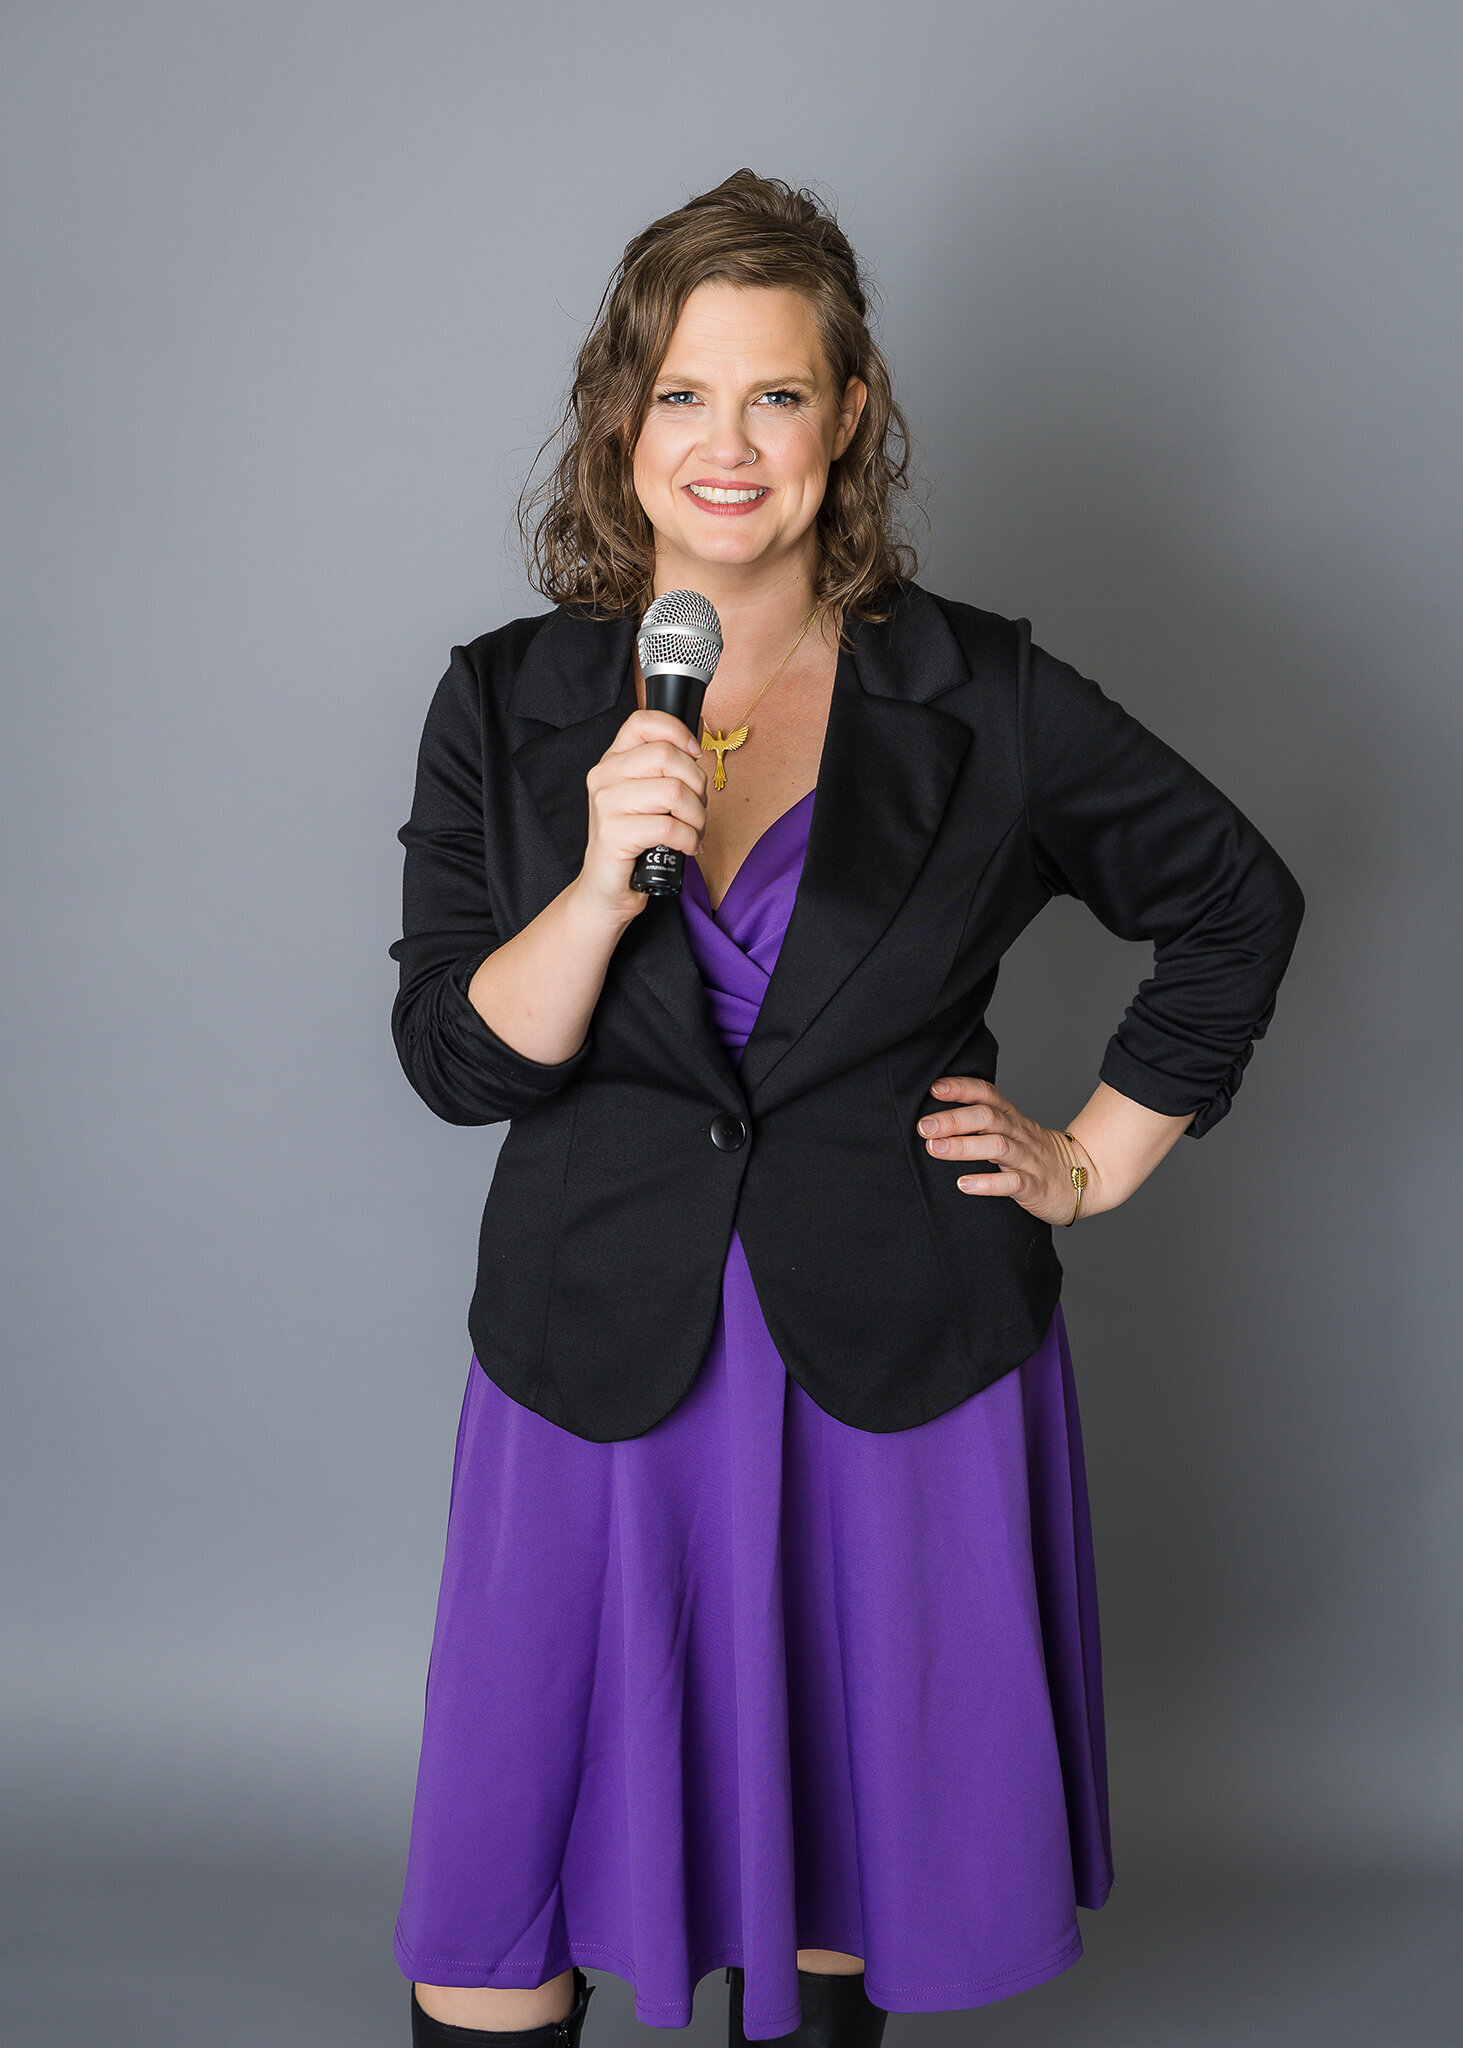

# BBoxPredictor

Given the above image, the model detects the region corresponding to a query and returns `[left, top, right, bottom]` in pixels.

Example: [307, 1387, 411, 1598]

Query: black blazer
[389, 583, 1304, 1442]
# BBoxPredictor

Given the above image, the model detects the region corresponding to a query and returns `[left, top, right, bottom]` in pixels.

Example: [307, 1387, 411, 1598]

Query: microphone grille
[637, 588, 723, 684]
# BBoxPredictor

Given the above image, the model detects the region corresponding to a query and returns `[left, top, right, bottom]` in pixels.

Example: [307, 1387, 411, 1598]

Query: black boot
[412, 1966, 596, 2047]
[725, 1962, 888, 2048]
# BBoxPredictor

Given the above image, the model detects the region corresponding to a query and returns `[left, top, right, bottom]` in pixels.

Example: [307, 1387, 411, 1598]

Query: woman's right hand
[575, 708, 709, 923]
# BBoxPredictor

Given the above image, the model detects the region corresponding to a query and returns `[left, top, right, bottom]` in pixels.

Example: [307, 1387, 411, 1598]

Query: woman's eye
[656, 391, 698, 406]
[758, 389, 802, 407]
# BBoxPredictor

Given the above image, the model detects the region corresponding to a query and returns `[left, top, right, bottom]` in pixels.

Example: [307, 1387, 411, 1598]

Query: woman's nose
[699, 409, 753, 470]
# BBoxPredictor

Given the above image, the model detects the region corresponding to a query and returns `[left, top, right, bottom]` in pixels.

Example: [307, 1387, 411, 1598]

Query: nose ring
[743, 447, 757, 466]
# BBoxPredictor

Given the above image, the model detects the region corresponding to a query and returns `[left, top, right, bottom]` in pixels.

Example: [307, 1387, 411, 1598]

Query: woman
[388, 172, 1304, 2047]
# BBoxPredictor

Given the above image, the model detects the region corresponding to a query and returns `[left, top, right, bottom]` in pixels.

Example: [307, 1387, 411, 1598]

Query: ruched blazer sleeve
[389, 638, 598, 1125]
[387, 585, 1305, 1442]
[1017, 639, 1306, 1140]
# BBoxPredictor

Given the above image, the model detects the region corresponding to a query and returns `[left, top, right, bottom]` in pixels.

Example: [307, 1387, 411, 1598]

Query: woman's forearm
[1064, 1080, 1196, 1217]
[466, 878, 636, 1068]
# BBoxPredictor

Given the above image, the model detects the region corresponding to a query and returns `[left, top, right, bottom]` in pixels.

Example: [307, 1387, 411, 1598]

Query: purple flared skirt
[394, 791, 1113, 2036]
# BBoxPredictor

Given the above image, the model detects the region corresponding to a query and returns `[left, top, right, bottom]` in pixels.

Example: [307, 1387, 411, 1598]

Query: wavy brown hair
[518, 170, 918, 625]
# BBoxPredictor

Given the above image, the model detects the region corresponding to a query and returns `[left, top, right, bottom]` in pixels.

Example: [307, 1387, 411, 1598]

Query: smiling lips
[684, 479, 770, 514]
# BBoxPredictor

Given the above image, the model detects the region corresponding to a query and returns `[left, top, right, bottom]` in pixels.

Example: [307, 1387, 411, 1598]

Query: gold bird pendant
[701, 725, 750, 792]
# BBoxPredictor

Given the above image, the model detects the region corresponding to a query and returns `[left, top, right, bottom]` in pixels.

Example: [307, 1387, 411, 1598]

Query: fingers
[591, 737, 708, 821]
[953, 1168, 1025, 1197]
[920, 1125, 1014, 1162]
[918, 1075, 1016, 1152]
[607, 708, 705, 758]
[597, 792, 704, 860]
[588, 726, 709, 863]
[918, 1074, 1044, 1209]
[927, 1131, 1044, 1207]
[916, 1088, 1079, 1225]
[927, 1075, 1007, 1109]
[591, 734, 707, 797]
[607, 777, 706, 831]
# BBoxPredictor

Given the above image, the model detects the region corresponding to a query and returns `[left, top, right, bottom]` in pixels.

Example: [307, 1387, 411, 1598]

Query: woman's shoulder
[882, 580, 1030, 664]
[899, 579, 1026, 633]
[862, 581, 1032, 710]
[891, 582, 1127, 718]
[452, 603, 566, 679]
[447, 603, 634, 724]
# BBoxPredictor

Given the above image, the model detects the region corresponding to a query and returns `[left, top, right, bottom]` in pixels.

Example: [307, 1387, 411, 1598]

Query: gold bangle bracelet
[1062, 1131, 1088, 1226]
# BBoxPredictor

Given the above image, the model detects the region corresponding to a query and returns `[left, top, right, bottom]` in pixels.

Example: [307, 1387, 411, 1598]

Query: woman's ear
[832, 376, 868, 460]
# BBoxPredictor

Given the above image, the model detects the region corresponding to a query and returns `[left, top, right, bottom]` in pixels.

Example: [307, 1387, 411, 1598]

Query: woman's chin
[657, 526, 797, 580]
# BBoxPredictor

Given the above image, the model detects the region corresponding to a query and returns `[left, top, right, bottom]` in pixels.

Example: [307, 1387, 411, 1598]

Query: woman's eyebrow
[653, 367, 818, 389]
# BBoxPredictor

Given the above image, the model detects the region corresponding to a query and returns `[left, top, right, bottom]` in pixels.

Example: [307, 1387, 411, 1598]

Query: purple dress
[393, 791, 1113, 2037]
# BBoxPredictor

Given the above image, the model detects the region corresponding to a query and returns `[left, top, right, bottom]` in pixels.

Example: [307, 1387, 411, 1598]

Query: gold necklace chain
[701, 604, 821, 792]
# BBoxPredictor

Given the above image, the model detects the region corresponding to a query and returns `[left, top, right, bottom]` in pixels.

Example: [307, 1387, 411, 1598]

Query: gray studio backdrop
[4, 0, 1460, 1953]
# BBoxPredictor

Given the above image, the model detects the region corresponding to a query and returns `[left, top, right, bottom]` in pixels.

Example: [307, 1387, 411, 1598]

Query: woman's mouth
[684, 481, 770, 514]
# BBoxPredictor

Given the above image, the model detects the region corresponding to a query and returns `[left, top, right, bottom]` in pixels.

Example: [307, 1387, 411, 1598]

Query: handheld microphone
[630, 589, 723, 896]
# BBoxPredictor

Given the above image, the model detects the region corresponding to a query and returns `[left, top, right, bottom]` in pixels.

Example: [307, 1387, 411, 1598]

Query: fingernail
[918, 1118, 935, 1135]
[932, 1081, 950, 1093]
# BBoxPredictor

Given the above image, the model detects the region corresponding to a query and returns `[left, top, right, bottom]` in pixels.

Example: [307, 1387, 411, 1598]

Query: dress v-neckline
[691, 788, 817, 920]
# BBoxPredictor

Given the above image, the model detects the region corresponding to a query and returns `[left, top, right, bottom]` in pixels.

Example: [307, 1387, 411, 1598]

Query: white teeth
[687, 485, 767, 504]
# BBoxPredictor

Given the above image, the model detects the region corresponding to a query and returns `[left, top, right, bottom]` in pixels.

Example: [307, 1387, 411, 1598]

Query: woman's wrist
[466, 877, 630, 1065]
[1050, 1128, 1098, 1223]
[565, 866, 651, 939]
[1059, 1083, 1196, 1219]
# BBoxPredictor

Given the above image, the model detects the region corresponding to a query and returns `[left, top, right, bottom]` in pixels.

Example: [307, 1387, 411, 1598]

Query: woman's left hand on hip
[917, 1075, 1093, 1227]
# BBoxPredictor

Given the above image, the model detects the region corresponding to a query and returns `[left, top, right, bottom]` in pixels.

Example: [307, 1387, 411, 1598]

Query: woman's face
[631, 281, 867, 593]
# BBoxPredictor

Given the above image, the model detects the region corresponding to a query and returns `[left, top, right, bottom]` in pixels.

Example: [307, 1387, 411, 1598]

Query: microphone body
[630, 591, 723, 897]
[631, 671, 710, 895]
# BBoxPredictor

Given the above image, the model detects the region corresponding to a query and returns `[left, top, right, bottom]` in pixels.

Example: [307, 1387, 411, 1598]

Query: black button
[709, 1113, 747, 1151]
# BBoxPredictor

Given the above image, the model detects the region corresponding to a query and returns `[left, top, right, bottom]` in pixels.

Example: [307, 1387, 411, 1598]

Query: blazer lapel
[737, 597, 972, 1100]
[507, 589, 973, 1107]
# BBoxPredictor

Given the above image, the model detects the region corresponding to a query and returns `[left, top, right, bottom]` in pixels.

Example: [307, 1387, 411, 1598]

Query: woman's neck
[650, 551, 825, 677]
